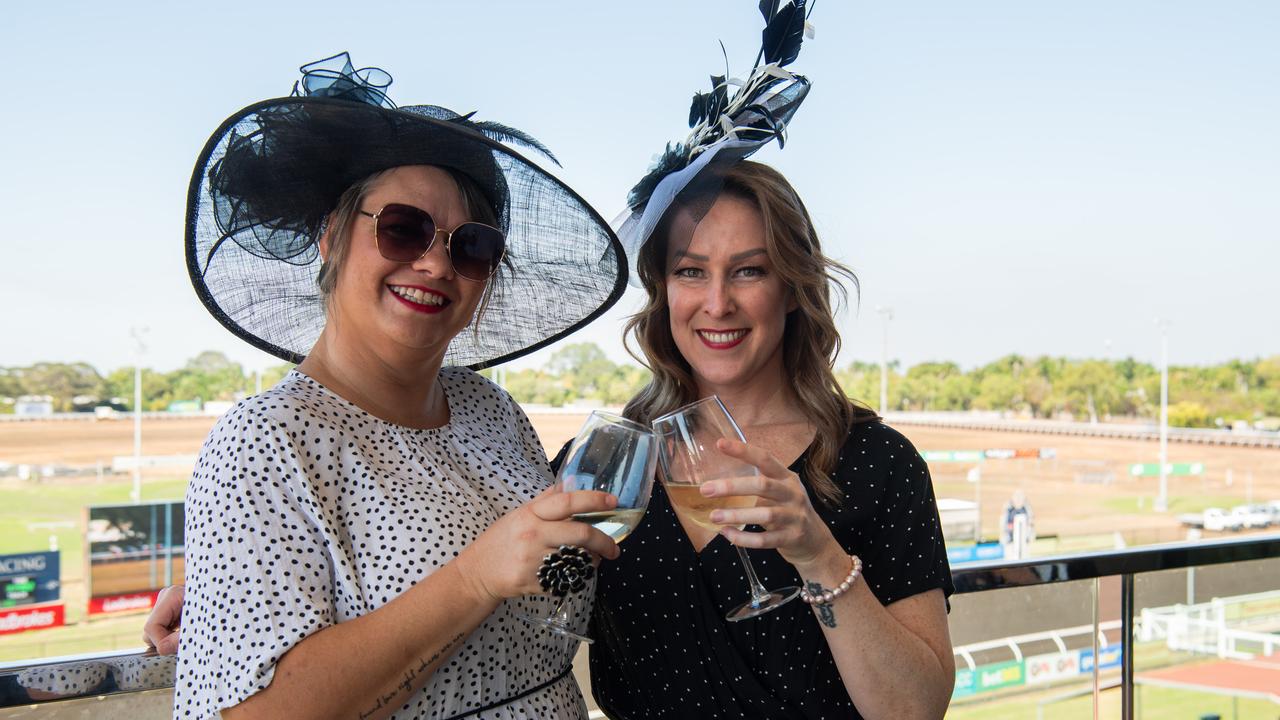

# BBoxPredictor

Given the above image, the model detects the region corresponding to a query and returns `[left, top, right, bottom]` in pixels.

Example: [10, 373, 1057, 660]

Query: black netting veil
[187, 96, 626, 369]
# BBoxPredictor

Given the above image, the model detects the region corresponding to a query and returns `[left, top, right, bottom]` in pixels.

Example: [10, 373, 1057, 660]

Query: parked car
[1177, 512, 1206, 529]
[1202, 508, 1244, 532]
[1230, 504, 1273, 529]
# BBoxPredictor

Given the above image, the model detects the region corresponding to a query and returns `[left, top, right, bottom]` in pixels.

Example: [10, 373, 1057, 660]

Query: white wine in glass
[519, 410, 657, 643]
[569, 508, 647, 542]
[653, 396, 801, 621]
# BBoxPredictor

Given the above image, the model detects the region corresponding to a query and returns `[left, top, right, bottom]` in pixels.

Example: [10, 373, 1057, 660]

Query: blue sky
[1, 1, 1276, 374]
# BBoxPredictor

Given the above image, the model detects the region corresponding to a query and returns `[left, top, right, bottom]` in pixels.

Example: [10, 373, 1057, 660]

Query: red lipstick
[388, 285, 450, 315]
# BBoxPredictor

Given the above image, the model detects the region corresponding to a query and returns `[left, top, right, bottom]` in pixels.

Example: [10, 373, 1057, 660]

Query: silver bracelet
[800, 554, 862, 605]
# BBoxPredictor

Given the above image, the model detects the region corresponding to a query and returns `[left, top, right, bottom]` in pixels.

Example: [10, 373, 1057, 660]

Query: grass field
[949, 642, 1280, 719]
[0, 613, 146, 662]
[949, 682, 1278, 719]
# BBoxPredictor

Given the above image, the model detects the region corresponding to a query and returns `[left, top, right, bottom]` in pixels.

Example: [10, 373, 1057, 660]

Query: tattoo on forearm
[358, 632, 467, 719]
[805, 581, 839, 628]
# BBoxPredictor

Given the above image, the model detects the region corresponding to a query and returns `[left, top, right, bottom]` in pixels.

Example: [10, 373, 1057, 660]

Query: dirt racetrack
[3, 413, 1277, 543]
[0, 417, 219, 466]
[89, 557, 187, 596]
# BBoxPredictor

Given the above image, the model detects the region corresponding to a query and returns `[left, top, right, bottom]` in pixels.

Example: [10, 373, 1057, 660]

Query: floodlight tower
[876, 306, 894, 416]
[1154, 319, 1170, 512]
[130, 326, 149, 504]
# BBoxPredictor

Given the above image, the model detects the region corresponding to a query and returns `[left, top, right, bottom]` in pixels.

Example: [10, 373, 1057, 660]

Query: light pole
[130, 326, 149, 504]
[1154, 320, 1169, 512]
[876, 306, 894, 416]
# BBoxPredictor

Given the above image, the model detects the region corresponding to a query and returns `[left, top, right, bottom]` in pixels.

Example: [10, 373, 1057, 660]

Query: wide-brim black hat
[186, 53, 626, 369]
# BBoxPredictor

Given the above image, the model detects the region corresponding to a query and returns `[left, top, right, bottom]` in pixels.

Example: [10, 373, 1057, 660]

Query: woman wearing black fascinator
[583, 2, 956, 717]
[172, 53, 627, 719]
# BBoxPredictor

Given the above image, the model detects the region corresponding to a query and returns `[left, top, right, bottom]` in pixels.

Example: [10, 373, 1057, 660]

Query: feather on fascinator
[186, 53, 625, 369]
[614, 0, 816, 283]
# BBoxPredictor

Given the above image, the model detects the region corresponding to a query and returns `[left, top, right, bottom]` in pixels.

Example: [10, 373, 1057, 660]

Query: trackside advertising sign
[953, 660, 1026, 699]
[954, 646, 1125, 700]
[0, 604, 65, 635]
[1025, 651, 1081, 685]
[88, 590, 161, 615]
[0, 551, 64, 635]
[86, 501, 184, 616]
[1079, 644, 1123, 673]
[0, 551, 60, 607]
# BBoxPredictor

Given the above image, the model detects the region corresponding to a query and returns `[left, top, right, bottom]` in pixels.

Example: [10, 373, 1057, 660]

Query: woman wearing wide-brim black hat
[174, 53, 626, 720]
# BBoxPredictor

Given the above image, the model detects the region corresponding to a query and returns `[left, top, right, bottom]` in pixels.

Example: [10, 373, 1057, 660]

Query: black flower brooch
[538, 545, 595, 598]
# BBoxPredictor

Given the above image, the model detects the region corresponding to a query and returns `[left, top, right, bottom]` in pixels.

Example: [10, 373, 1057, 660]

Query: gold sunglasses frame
[358, 203, 506, 282]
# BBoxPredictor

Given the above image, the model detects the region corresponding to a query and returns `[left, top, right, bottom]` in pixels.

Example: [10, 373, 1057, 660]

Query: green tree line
[3, 347, 1278, 429]
[0, 351, 293, 413]
[480, 343, 650, 407]
[836, 354, 1280, 428]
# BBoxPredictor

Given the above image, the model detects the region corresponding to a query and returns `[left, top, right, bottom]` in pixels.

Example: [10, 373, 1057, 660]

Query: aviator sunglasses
[359, 203, 506, 282]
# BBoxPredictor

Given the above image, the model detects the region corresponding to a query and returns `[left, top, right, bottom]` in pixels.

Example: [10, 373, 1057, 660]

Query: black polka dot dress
[174, 368, 591, 719]
[587, 421, 954, 719]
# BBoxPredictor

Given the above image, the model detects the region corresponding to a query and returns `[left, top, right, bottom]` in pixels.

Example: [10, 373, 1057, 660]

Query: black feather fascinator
[615, 0, 816, 278]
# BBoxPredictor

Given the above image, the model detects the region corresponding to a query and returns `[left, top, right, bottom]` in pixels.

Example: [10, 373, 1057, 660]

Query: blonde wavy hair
[622, 161, 877, 506]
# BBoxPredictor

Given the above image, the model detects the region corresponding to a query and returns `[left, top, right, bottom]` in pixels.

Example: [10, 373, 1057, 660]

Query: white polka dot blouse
[174, 369, 592, 719]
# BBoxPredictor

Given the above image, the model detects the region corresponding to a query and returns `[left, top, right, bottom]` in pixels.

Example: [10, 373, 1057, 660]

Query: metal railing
[2, 533, 1278, 715]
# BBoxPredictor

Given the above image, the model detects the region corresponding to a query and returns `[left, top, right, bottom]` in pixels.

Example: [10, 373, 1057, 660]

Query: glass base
[517, 613, 594, 644]
[726, 586, 802, 622]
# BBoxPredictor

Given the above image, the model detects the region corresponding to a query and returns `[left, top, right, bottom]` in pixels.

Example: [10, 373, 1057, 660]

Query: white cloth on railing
[18, 654, 176, 697]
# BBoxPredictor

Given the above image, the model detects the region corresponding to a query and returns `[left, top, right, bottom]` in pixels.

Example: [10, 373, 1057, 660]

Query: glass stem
[735, 546, 772, 606]
[546, 593, 572, 627]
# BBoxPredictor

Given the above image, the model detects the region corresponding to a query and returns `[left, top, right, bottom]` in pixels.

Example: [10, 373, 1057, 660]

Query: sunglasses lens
[375, 204, 435, 262]
[449, 223, 506, 280]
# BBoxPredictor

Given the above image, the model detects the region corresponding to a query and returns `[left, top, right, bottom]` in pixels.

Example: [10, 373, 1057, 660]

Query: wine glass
[521, 410, 657, 643]
[652, 396, 801, 621]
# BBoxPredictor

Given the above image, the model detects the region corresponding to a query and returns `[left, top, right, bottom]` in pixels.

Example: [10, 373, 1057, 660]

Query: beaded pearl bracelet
[799, 554, 863, 605]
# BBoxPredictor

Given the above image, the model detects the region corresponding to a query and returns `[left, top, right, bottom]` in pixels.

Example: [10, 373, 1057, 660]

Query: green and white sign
[953, 659, 1027, 699]
[953, 668, 977, 699]
[1129, 462, 1204, 477]
[922, 450, 985, 463]
[976, 660, 1026, 692]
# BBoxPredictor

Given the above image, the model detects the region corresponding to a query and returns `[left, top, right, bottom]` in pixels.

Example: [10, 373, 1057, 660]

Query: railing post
[1092, 577, 1100, 720]
[1121, 573, 1135, 720]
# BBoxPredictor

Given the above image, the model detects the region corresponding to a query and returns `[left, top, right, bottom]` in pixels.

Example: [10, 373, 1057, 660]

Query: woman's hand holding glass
[701, 438, 844, 570]
[653, 396, 802, 620]
[142, 486, 623, 658]
[456, 489, 621, 603]
[518, 411, 657, 643]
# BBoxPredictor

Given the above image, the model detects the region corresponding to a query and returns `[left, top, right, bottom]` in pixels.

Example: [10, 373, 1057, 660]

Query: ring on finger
[537, 545, 595, 597]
